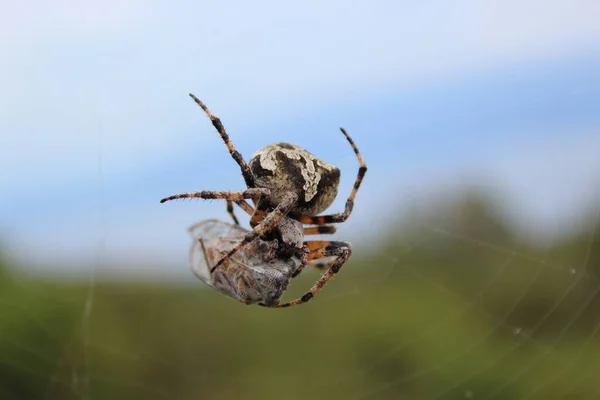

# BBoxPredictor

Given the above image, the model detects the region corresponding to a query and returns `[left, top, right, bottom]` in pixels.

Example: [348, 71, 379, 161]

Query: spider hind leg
[160, 188, 268, 204]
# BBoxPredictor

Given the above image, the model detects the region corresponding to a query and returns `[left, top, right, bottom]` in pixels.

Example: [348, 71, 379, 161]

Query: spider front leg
[160, 188, 268, 204]
[209, 192, 299, 273]
[189, 93, 255, 188]
[161, 189, 270, 232]
[277, 240, 352, 307]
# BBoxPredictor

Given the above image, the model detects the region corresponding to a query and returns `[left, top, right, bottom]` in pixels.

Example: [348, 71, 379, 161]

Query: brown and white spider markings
[160, 93, 367, 307]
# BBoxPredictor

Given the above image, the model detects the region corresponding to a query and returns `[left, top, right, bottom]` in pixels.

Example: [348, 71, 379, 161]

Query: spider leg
[234, 200, 255, 215]
[226, 200, 240, 225]
[290, 239, 341, 277]
[308, 259, 337, 269]
[249, 197, 271, 227]
[303, 225, 337, 235]
[210, 192, 298, 274]
[289, 226, 339, 275]
[160, 188, 268, 203]
[189, 93, 255, 188]
[276, 240, 351, 308]
[160, 188, 271, 231]
[298, 127, 367, 225]
[226, 200, 257, 225]
[291, 259, 336, 277]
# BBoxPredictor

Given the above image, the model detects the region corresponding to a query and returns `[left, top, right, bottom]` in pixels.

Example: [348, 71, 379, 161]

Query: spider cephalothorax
[160, 93, 367, 307]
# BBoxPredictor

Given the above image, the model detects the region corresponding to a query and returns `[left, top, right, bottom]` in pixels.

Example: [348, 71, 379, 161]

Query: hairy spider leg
[225, 200, 239, 225]
[160, 189, 275, 238]
[234, 200, 255, 215]
[290, 239, 344, 277]
[159, 188, 268, 204]
[306, 259, 338, 270]
[274, 240, 352, 307]
[303, 226, 337, 235]
[226, 199, 256, 225]
[209, 192, 299, 273]
[298, 127, 367, 224]
[249, 197, 271, 227]
[189, 93, 255, 188]
[292, 226, 338, 272]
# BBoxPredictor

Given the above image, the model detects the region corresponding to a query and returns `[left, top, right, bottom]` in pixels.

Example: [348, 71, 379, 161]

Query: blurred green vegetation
[1, 191, 600, 400]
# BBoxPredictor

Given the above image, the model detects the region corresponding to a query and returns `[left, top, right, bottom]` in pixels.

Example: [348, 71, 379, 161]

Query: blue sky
[1, 1, 600, 278]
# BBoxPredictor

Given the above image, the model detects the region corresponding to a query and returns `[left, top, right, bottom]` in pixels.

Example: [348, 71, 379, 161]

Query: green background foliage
[1, 192, 599, 399]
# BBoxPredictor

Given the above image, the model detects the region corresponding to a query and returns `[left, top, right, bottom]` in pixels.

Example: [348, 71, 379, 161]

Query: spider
[160, 93, 367, 307]
[188, 218, 350, 308]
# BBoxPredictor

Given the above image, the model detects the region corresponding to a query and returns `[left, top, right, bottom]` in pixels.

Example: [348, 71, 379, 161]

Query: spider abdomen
[249, 143, 341, 216]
